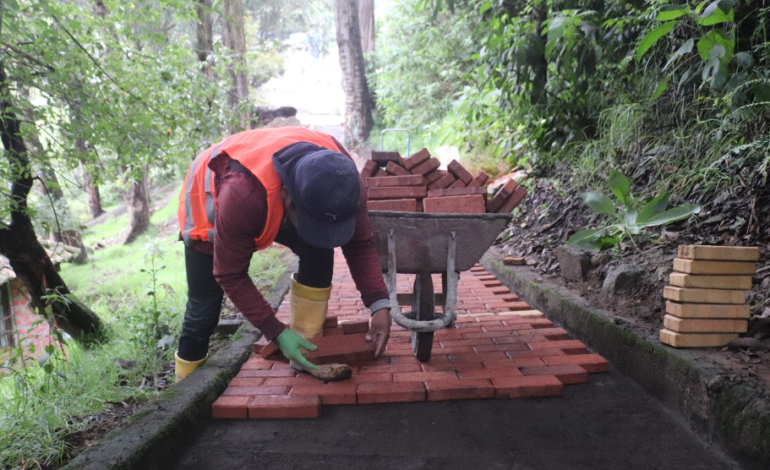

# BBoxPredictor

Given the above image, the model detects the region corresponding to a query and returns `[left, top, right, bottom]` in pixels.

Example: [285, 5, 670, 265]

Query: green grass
[0, 182, 289, 468]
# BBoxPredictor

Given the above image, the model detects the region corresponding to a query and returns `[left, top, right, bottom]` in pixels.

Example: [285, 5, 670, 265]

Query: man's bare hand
[366, 308, 391, 357]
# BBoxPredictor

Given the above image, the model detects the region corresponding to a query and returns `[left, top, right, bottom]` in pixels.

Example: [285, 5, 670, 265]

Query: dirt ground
[494, 165, 770, 396]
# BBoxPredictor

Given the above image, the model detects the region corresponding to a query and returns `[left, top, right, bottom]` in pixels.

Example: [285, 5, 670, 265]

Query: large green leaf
[699, 0, 734, 26]
[697, 30, 735, 61]
[567, 228, 605, 244]
[657, 6, 689, 22]
[580, 192, 616, 214]
[651, 79, 668, 100]
[636, 22, 676, 61]
[735, 52, 753, 69]
[608, 170, 632, 206]
[664, 38, 694, 70]
[639, 204, 701, 227]
[637, 192, 670, 223]
[623, 209, 638, 226]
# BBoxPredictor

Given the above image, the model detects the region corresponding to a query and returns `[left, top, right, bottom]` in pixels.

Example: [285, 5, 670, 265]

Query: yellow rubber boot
[289, 274, 331, 339]
[174, 352, 208, 383]
[289, 275, 352, 382]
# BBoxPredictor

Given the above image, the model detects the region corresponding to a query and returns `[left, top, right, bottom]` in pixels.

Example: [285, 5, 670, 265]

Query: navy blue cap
[273, 142, 360, 248]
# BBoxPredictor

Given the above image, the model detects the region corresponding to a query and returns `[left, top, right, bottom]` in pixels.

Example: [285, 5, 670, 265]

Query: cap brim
[295, 205, 356, 249]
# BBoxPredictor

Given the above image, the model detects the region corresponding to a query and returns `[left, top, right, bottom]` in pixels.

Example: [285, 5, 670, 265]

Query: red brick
[497, 185, 528, 213]
[229, 377, 267, 387]
[426, 186, 486, 198]
[385, 161, 411, 176]
[290, 382, 358, 405]
[448, 179, 467, 189]
[447, 352, 511, 362]
[352, 372, 393, 383]
[410, 158, 440, 175]
[542, 354, 608, 373]
[393, 371, 458, 382]
[222, 386, 290, 397]
[467, 171, 489, 188]
[373, 168, 388, 178]
[493, 336, 547, 345]
[422, 169, 446, 186]
[427, 173, 456, 190]
[306, 333, 376, 365]
[457, 368, 524, 380]
[486, 179, 518, 213]
[506, 349, 567, 359]
[259, 341, 281, 359]
[515, 328, 569, 340]
[423, 195, 485, 214]
[421, 361, 483, 372]
[473, 343, 537, 353]
[212, 396, 249, 419]
[439, 338, 495, 348]
[482, 357, 546, 369]
[323, 316, 338, 329]
[366, 174, 423, 187]
[368, 199, 418, 212]
[403, 148, 431, 170]
[242, 357, 277, 369]
[236, 368, 296, 378]
[426, 379, 495, 401]
[359, 363, 421, 374]
[529, 340, 587, 354]
[341, 319, 370, 335]
[371, 150, 402, 166]
[368, 186, 427, 200]
[263, 375, 325, 386]
[357, 381, 426, 404]
[360, 159, 378, 178]
[493, 375, 563, 398]
[322, 326, 345, 337]
[520, 364, 588, 385]
[247, 395, 321, 419]
[447, 160, 473, 185]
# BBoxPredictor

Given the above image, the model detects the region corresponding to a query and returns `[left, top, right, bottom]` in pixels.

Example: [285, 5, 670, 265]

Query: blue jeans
[177, 221, 334, 361]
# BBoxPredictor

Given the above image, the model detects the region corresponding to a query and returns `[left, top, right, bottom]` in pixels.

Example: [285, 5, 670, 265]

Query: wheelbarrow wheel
[411, 272, 435, 362]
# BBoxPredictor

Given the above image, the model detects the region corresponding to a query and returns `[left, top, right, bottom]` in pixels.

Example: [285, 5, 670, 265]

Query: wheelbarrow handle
[387, 229, 458, 333]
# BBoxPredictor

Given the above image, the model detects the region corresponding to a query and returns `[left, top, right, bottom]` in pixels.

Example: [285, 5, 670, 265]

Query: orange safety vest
[178, 127, 343, 250]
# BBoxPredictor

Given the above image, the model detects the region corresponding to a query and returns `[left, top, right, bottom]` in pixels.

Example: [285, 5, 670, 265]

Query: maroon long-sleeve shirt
[190, 139, 389, 341]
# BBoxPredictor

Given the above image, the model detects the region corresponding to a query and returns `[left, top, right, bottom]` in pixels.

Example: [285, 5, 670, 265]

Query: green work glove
[275, 329, 318, 370]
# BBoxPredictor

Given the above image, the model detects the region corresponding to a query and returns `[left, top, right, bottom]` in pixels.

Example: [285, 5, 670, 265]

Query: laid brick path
[212, 252, 608, 419]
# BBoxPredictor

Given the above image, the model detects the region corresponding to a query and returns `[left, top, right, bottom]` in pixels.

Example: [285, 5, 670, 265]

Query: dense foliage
[374, 0, 770, 198]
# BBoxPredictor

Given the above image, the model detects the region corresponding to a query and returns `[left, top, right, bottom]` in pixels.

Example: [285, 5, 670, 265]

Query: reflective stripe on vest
[178, 127, 343, 250]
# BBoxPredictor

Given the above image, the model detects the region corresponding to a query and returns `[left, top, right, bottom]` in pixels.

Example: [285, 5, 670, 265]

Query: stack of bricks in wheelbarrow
[360, 148, 527, 214]
[212, 252, 608, 419]
[659, 245, 759, 348]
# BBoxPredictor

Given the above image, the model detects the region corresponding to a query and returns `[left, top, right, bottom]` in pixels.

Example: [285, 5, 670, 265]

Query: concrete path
[175, 369, 739, 470]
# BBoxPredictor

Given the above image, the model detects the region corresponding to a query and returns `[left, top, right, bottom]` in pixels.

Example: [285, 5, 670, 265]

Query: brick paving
[212, 252, 608, 419]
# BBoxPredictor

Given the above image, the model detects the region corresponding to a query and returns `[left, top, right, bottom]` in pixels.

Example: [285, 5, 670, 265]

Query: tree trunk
[222, 0, 249, 134]
[358, 0, 375, 56]
[80, 147, 105, 219]
[0, 54, 102, 343]
[529, 1, 548, 105]
[335, 0, 374, 147]
[20, 91, 89, 264]
[195, 0, 215, 78]
[122, 169, 151, 245]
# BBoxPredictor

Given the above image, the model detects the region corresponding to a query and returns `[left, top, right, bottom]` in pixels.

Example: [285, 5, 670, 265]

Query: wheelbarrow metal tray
[369, 211, 512, 273]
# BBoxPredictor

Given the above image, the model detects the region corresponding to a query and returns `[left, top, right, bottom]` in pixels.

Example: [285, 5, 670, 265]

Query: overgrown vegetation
[0, 195, 286, 468]
[372, 0, 770, 208]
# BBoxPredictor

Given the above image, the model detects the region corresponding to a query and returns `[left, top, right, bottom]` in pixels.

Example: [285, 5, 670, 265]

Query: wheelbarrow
[369, 211, 512, 362]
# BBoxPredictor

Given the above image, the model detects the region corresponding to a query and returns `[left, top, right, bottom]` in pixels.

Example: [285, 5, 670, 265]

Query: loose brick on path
[213, 253, 608, 419]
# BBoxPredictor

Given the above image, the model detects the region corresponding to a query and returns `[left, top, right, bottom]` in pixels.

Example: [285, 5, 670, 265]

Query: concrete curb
[62, 261, 297, 470]
[482, 254, 770, 470]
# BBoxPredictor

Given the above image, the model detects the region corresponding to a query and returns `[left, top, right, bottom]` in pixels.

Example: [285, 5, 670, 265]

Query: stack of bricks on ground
[659, 245, 759, 348]
[211, 257, 609, 419]
[360, 149, 527, 214]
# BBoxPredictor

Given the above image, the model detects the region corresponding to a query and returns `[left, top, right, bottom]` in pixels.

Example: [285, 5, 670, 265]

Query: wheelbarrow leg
[412, 271, 435, 362]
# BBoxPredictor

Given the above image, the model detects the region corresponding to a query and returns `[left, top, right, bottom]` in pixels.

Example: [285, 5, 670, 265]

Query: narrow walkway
[175, 253, 740, 469]
[212, 252, 609, 418]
